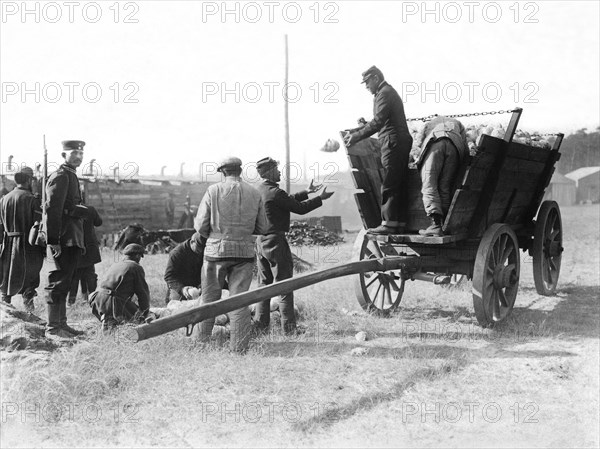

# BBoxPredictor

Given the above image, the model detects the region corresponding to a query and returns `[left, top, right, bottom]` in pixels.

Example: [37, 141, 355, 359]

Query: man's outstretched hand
[319, 187, 334, 200]
[307, 179, 323, 194]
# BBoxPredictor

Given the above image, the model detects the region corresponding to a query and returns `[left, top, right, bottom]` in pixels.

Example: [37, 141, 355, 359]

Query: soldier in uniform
[345, 66, 413, 235]
[68, 205, 103, 305]
[0, 168, 44, 311]
[412, 116, 469, 236]
[254, 157, 333, 334]
[43, 140, 87, 340]
[89, 243, 150, 331]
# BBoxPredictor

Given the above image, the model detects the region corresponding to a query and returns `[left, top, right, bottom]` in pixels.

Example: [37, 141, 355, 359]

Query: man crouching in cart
[412, 116, 469, 236]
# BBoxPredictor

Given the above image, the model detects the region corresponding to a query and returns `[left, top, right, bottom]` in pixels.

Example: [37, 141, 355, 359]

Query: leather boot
[45, 303, 73, 341]
[419, 214, 444, 236]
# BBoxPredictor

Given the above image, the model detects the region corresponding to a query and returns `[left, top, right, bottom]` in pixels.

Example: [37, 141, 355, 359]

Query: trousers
[255, 234, 295, 332]
[420, 138, 460, 216]
[199, 259, 254, 353]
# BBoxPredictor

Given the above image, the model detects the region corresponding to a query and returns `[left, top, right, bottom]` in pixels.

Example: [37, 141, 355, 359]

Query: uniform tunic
[90, 259, 150, 323]
[354, 81, 413, 226]
[0, 187, 44, 301]
[254, 180, 323, 331]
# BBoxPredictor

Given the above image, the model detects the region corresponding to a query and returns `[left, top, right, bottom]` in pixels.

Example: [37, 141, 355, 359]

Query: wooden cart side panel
[444, 135, 554, 235]
[354, 192, 380, 229]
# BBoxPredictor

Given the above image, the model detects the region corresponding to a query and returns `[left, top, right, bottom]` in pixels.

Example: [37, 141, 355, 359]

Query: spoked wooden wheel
[533, 201, 563, 295]
[353, 230, 405, 315]
[473, 224, 520, 327]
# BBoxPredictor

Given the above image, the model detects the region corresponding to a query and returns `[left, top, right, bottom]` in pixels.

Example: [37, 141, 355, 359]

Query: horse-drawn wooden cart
[346, 108, 565, 326]
[131, 108, 564, 342]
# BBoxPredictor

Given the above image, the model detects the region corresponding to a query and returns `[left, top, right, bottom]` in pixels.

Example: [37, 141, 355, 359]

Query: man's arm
[273, 189, 323, 216]
[134, 265, 151, 316]
[163, 248, 185, 294]
[355, 89, 392, 140]
[253, 197, 269, 235]
[194, 190, 211, 238]
[45, 173, 68, 245]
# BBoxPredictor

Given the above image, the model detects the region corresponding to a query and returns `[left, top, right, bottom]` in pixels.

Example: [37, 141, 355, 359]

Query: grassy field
[1, 205, 599, 448]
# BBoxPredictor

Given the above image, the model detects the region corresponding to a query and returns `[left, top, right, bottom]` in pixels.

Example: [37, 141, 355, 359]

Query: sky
[1, 0, 599, 180]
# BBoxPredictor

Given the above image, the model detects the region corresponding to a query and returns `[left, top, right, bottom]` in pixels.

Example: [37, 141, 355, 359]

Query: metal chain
[407, 108, 519, 123]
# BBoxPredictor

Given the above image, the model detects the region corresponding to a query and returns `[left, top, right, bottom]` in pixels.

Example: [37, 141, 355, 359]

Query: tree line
[556, 127, 600, 174]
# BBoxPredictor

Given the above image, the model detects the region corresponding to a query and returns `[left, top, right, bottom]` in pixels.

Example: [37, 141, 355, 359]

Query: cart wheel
[533, 201, 563, 295]
[353, 230, 404, 315]
[472, 224, 520, 327]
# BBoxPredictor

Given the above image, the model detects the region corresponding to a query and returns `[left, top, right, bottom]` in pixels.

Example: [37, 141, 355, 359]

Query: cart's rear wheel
[353, 230, 405, 315]
[473, 224, 520, 327]
[533, 201, 563, 295]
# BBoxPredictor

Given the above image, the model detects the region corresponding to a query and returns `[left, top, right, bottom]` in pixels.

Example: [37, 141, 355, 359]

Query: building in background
[566, 167, 600, 204]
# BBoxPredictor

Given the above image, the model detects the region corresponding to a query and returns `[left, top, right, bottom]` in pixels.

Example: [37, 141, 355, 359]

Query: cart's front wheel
[353, 230, 405, 315]
[532, 201, 563, 295]
[473, 224, 520, 327]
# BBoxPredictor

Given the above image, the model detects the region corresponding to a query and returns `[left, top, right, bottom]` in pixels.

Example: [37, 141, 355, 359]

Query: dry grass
[1, 205, 599, 447]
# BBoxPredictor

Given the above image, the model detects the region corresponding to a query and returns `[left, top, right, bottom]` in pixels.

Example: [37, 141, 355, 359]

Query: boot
[45, 303, 73, 341]
[59, 299, 85, 336]
[419, 214, 444, 237]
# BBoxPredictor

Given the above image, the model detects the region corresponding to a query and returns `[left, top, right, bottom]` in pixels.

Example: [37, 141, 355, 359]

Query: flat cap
[256, 157, 278, 171]
[361, 65, 384, 83]
[217, 156, 242, 173]
[62, 140, 86, 151]
[123, 243, 145, 256]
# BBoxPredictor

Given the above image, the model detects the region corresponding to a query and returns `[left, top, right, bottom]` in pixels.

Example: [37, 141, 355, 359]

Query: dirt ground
[0, 204, 598, 448]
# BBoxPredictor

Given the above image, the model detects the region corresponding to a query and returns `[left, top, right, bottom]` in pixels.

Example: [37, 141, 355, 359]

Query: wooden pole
[130, 256, 417, 342]
[284, 34, 291, 193]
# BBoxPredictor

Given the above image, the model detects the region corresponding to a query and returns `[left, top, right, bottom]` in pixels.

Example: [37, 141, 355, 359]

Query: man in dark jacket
[68, 205, 102, 305]
[89, 243, 150, 331]
[413, 116, 469, 236]
[345, 66, 413, 235]
[164, 233, 204, 304]
[44, 140, 88, 340]
[254, 157, 333, 334]
[0, 169, 44, 311]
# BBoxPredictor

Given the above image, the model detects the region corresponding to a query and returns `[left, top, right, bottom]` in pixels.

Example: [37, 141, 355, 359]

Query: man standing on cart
[345, 66, 413, 235]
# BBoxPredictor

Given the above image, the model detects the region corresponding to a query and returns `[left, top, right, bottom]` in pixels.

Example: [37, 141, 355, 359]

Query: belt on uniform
[6, 232, 24, 237]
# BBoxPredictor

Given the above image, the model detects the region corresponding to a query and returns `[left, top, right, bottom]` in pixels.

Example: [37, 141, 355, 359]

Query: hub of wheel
[493, 263, 518, 289]
[547, 241, 563, 258]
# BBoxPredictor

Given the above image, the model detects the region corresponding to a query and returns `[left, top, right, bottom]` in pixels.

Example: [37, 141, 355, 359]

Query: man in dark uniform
[254, 157, 334, 334]
[345, 66, 413, 235]
[164, 232, 204, 304]
[89, 243, 150, 331]
[68, 205, 102, 305]
[0, 168, 44, 311]
[44, 140, 88, 340]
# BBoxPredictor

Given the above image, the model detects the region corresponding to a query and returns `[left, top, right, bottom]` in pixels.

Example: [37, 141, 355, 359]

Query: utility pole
[284, 34, 290, 193]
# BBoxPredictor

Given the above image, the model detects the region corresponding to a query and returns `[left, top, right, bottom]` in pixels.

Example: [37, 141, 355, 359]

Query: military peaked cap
[361, 66, 384, 83]
[256, 157, 279, 171]
[62, 140, 86, 151]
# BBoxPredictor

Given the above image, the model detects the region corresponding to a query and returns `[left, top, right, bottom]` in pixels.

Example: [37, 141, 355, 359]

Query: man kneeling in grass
[89, 243, 150, 332]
